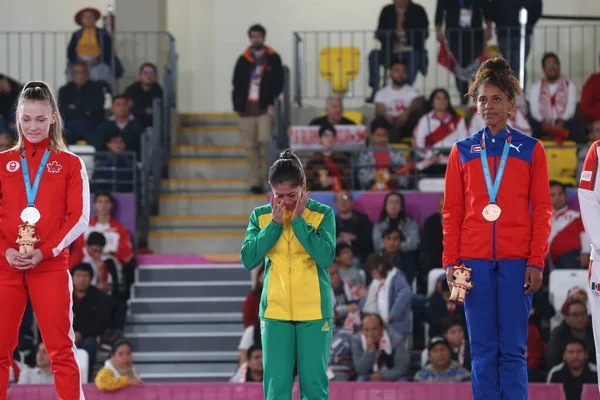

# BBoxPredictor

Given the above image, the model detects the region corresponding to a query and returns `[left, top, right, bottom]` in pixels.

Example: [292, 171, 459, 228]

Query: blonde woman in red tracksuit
[442, 58, 552, 400]
[0, 82, 90, 400]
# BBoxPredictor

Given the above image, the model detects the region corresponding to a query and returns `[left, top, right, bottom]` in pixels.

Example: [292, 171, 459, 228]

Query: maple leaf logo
[46, 161, 62, 174]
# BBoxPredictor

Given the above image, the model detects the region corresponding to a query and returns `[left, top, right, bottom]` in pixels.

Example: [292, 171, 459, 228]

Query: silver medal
[21, 207, 41, 224]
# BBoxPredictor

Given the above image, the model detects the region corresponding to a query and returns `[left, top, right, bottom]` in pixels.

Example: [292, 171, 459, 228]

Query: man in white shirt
[374, 60, 424, 143]
[18, 343, 54, 384]
[528, 52, 583, 143]
[578, 140, 600, 390]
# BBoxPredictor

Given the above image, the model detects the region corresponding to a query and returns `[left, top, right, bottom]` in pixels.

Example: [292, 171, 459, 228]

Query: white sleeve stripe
[52, 156, 90, 257]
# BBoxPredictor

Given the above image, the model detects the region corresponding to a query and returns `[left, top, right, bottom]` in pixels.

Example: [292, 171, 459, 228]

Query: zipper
[492, 137, 497, 262]
[287, 225, 293, 321]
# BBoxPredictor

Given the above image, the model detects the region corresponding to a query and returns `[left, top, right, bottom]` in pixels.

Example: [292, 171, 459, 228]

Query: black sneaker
[250, 186, 264, 194]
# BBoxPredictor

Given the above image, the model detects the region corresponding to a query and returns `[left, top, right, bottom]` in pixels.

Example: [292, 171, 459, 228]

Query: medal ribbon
[480, 129, 511, 204]
[20, 149, 51, 207]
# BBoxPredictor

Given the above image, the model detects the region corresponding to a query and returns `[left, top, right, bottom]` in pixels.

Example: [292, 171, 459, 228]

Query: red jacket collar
[22, 136, 51, 156]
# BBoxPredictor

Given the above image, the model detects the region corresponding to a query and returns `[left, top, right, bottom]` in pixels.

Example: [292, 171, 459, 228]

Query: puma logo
[510, 143, 522, 153]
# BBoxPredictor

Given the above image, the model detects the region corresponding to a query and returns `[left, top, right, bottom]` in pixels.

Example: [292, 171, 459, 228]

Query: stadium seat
[548, 269, 587, 330]
[319, 47, 360, 94]
[69, 143, 96, 178]
[390, 143, 412, 161]
[542, 140, 578, 186]
[427, 268, 445, 296]
[75, 348, 89, 383]
[418, 178, 446, 192]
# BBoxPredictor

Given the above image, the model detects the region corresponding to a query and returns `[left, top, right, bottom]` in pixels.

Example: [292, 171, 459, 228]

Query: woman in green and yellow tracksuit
[240, 149, 336, 400]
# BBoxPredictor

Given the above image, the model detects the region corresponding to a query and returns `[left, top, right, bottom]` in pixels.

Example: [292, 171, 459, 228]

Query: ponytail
[268, 148, 305, 188]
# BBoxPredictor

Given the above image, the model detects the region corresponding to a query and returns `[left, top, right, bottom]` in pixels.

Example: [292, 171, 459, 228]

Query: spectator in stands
[335, 243, 365, 289]
[434, 0, 492, 104]
[237, 319, 261, 366]
[309, 97, 356, 127]
[68, 7, 123, 91]
[71, 263, 111, 381]
[413, 88, 468, 175]
[425, 275, 466, 338]
[561, 288, 590, 317]
[17, 343, 53, 384]
[59, 62, 105, 145]
[419, 195, 444, 291]
[93, 132, 136, 193]
[232, 24, 283, 195]
[360, 253, 412, 338]
[372, 192, 420, 266]
[380, 226, 415, 285]
[549, 181, 591, 269]
[95, 95, 145, 156]
[242, 265, 263, 328]
[577, 119, 600, 180]
[95, 339, 143, 391]
[579, 54, 600, 125]
[421, 316, 470, 369]
[351, 314, 410, 381]
[123, 63, 163, 128]
[415, 337, 471, 382]
[0, 74, 21, 132]
[468, 94, 533, 135]
[357, 118, 409, 190]
[329, 328, 355, 381]
[527, 305, 547, 382]
[546, 300, 596, 368]
[230, 345, 263, 383]
[374, 61, 424, 142]
[334, 190, 374, 263]
[489, 0, 542, 88]
[304, 124, 352, 191]
[329, 262, 361, 331]
[81, 232, 121, 294]
[547, 338, 598, 400]
[367, 0, 429, 101]
[528, 52, 583, 143]
[0, 132, 14, 151]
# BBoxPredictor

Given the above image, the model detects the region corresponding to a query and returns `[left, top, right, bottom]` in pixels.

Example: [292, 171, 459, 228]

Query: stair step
[161, 179, 250, 193]
[168, 159, 260, 180]
[126, 323, 245, 334]
[129, 297, 246, 314]
[132, 281, 251, 298]
[177, 128, 241, 147]
[172, 145, 245, 158]
[127, 332, 241, 352]
[136, 264, 248, 283]
[158, 194, 266, 215]
[150, 215, 249, 230]
[136, 361, 238, 375]
[127, 312, 242, 324]
[148, 233, 245, 254]
[139, 372, 231, 382]
[133, 351, 240, 363]
[180, 113, 237, 127]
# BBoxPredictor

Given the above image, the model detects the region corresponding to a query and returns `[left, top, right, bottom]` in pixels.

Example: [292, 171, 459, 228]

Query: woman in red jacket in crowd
[0, 81, 90, 400]
[442, 58, 552, 400]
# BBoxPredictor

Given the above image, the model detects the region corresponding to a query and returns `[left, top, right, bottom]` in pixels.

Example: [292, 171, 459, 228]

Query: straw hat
[75, 7, 101, 26]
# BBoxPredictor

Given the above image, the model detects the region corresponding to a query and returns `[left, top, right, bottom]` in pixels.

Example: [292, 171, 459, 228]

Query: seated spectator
[304, 123, 352, 191]
[59, 62, 105, 145]
[237, 319, 262, 366]
[93, 132, 136, 193]
[351, 314, 410, 381]
[546, 300, 596, 368]
[421, 316, 471, 371]
[577, 119, 600, 183]
[230, 345, 263, 383]
[95, 95, 145, 155]
[580, 54, 600, 125]
[0, 131, 15, 152]
[372, 192, 420, 271]
[374, 60, 424, 142]
[549, 181, 590, 269]
[418, 195, 443, 292]
[367, 0, 429, 101]
[357, 118, 409, 190]
[528, 52, 583, 143]
[334, 190, 374, 263]
[71, 263, 112, 381]
[329, 327, 355, 381]
[79, 232, 123, 295]
[380, 226, 415, 286]
[468, 95, 533, 135]
[243, 265, 263, 328]
[309, 96, 356, 127]
[412, 88, 468, 175]
[95, 339, 143, 391]
[425, 275, 465, 338]
[17, 343, 53, 384]
[561, 287, 589, 317]
[123, 63, 163, 127]
[547, 338, 598, 400]
[329, 263, 361, 331]
[360, 253, 412, 338]
[68, 7, 122, 91]
[415, 337, 470, 382]
[0, 74, 21, 132]
[334, 243, 365, 289]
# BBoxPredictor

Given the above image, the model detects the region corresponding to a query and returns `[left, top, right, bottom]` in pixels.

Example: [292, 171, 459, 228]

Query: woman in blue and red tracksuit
[442, 58, 552, 400]
[0, 82, 90, 400]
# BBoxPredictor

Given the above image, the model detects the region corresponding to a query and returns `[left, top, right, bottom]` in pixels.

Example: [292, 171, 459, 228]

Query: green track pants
[261, 317, 333, 400]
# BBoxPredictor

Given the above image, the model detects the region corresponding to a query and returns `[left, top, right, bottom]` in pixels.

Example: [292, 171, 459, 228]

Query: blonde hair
[15, 81, 68, 152]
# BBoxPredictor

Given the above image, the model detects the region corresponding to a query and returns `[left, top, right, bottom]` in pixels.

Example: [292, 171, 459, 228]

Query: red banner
[288, 125, 366, 150]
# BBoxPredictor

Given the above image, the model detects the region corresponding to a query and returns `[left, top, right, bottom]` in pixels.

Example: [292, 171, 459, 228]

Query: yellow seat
[390, 143, 412, 161]
[319, 47, 360, 94]
[542, 140, 578, 186]
[487, 44, 501, 58]
[319, 110, 363, 125]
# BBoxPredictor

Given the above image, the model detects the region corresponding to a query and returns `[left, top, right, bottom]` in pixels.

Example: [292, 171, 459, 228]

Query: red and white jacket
[578, 140, 600, 262]
[549, 206, 591, 262]
[69, 217, 134, 266]
[0, 137, 90, 271]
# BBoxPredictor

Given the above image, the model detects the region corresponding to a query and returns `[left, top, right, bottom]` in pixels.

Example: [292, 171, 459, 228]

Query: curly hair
[467, 57, 522, 101]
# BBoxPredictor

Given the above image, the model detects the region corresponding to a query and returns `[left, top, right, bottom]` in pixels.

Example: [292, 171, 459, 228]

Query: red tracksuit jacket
[0, 137, 90, 271]
[442, 127, 552, 269]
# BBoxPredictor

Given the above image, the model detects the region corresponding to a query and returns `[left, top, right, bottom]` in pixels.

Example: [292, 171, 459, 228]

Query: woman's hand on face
[292, 190, 310, 220]
[270, 196, 285, 224]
